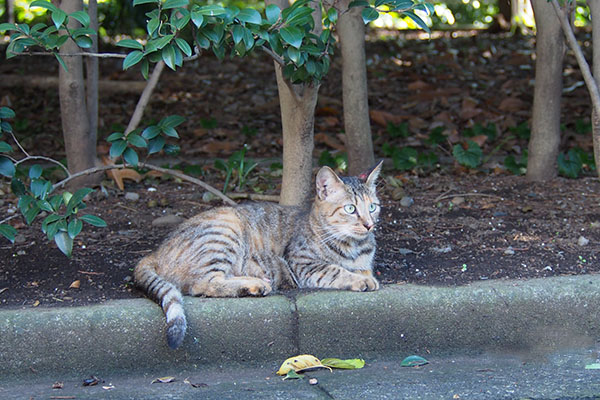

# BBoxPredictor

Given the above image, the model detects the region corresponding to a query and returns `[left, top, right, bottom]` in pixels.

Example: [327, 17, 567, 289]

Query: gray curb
[2, 274, 600, 377]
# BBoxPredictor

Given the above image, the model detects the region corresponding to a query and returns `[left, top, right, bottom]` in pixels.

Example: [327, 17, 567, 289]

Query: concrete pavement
[2, 274, 600, 398]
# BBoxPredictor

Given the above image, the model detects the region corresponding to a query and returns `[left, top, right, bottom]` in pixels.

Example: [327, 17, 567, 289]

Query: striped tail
[134, 257, 187, 349]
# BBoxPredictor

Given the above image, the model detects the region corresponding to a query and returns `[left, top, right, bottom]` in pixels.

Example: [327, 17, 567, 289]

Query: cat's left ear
[316, 166, 345, 201]
[359, 160, 384, 188]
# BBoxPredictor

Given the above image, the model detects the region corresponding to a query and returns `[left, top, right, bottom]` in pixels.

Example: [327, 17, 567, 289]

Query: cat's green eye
[344, 204, 356, 214]
[369, 203, 378, 213]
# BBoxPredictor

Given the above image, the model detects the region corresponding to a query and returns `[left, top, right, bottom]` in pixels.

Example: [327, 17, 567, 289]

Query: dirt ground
[1, 30, 599, 308]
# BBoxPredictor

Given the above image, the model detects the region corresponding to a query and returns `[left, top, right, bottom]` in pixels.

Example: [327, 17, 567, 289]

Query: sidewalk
[2, 274, 600, 379]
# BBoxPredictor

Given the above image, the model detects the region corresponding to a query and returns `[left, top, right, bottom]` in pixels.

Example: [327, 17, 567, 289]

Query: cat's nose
[362, 221, 374, 231]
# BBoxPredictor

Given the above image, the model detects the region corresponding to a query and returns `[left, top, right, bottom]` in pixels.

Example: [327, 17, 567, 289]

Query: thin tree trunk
[338, 0, 374, 176]
[583, 0, 600, 176]
[7, 0, 15, 24]
[526, 0, 564, 181]
[58, 0, 97, 187]
[266, 0, 321, 206]
[86, 0, 99, 152]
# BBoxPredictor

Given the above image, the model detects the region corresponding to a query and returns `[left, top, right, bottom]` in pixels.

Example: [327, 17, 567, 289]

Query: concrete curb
[2, 274, 600, 376]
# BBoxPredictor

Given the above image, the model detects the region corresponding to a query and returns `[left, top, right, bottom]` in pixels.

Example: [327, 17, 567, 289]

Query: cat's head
[314, 161, 383, 239]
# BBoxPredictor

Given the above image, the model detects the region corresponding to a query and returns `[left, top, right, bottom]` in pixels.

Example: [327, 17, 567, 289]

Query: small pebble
[124, 192, 140, 202]
[451, 196, 465, 206]
[400, 196, 414, 208]
[578, 236, 589, 246]
[309, 378, 318, 385]
[397, 248, 414, 255]
[152, 214, 185, 227]
[432, 245, 452, 254]
[503, 247, 515, 255]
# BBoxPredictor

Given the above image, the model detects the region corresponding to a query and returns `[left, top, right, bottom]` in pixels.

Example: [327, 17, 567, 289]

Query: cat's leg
[292, 261, 379, 291]
[189, 272, 272, 297]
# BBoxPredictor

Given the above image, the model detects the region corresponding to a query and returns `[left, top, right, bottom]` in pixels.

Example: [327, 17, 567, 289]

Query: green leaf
[326, 8, 338, 24]
[191, 10, 204, 27]
[163, 0, 188, 10]
[51, 9, 67, 29]
[280, 26, 302, 49]
[54, 231, 73, 257]
[0, 107, 15, 119]
[117, 39, 144, 50]
[80, 214, 107, 227]
[0, 156, 15, 177]
[0, 224, 17, 243]
[145, 35, 174, 53]
[142, 125, 161, 140]
[452, 141, 482, 169]
[237, 8, 262, 25]
[30, 178, 51, 199]
[74, 35, 93, 49]
[110, 139, 128, 158]
[123, 50, 144, 70]
[0, 141, 12, 153]
[321, 358, 365, 369]
[0, 23, 18, 32]
[54, 53, 68, 72]
[23, 204, 41, 225]
[11, 178, 26, 196]
[287, 46, 300, 64]
[162, 44, 177, 70]
[232, 25, 244, 45]
[265, 4, 281, 24]
[123, 147, 139, 166]
[403, 10, 430, 32]
[401, 355, 429, 367]
[127, 133, 147, 148]
[147, 17, 159, 35]
[162, 127, 179, 138]
[160, 115, 185, 129]
[30, 0, 58, 12]
[196, 4, 227, 16]
[36, 199, 54, 213]
[147, 136, 165, 154]
[175, 38, 192, 57]
[133, 0, 159, 6]
[66, 187, 93, 214]
[585, 363, 600, 370]
[348, 0, 370, 7]
[69, 10, 90, 27]
[361, 7, 379, 24]
[67, 218, 83, 239]
[282, 370, 304, 380]
[141, 58, 150, 80]
[164, 144, 180, 155]
[558, 149, 582, 178]
[106, 132, 124, 142]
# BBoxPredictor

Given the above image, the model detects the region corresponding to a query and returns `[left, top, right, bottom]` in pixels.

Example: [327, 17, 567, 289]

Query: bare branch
[260, 46, 286, 66]
[550, 0, 600, 114]
[23, 51, 127, 58]
[52, 163, 236, 206]
[0, 215, 18, 226]
[15, 156, 71, 175]
[126, 61, 166, 134]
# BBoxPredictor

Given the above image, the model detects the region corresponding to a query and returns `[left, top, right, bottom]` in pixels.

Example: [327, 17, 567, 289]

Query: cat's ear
[316, 166, 345, 201]
[359, 160, 383, 188]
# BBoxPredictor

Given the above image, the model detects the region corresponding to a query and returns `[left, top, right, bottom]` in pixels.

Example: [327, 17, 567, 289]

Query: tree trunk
[58, 0, 97, 187]
[588, 0, 600, 175]
[338, 0, 374, 176]
[86, 0, 99, 146]
[526, 0, 564, 181]
[7, 0, 15, 24]
[267, 0, 321, 206]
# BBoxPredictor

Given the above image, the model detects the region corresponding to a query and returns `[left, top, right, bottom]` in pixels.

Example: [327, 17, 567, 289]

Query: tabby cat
[134, 161, 383, 349]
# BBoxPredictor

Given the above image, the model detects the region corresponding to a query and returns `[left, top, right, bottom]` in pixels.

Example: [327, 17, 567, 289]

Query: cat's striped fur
[134, 161, 383, 349]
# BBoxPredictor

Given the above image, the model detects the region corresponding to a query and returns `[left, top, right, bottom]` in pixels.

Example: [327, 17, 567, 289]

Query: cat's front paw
[349, 275, 379, 292]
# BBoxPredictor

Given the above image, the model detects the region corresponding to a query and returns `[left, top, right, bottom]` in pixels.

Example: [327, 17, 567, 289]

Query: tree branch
[52, 163, 236, 206]
[126, 61, 166, 134]
[24, 51, 127, 58]
[550, 0, 600, 114]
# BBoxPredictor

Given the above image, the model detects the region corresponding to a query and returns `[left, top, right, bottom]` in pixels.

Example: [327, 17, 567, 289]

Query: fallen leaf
[321, 358, 365, 369]
[52, 382, 64, 389]
[282, 370, 304, 380]
[276, 354, 332, 375]
[401, 355, 429, 367]
[585, 363, 600, 369]
[498, 97, 527, 112]
[32, 300, 40, 307]
[69, 280, 81, 289]
[184, 378, 208, 388]
[314, 133, 345, 151]
[83, 376, 101, 386]
[151, 376, 176, 384]
[407, 80, 431, 91]
[369, 110, 408, 126]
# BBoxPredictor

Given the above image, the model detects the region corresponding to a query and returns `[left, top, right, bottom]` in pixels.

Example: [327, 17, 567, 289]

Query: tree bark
[266, 0, 321, 206]
[86, 0, 99, 146]
[526, 0, 565, 181]
[338, 0, 374, 176]
[58, 0, 98, 187]
[7, 0, 15, 24]
[587, 0, 600, 175]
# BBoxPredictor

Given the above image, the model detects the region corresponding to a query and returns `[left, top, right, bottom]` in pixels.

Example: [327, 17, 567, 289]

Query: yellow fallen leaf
[276, 354, 332, 376]
[32, 300, 40, 307]
[321, 358, 365, 369]
[69, 280, 81, 289]
[102, 156, 142, 191]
